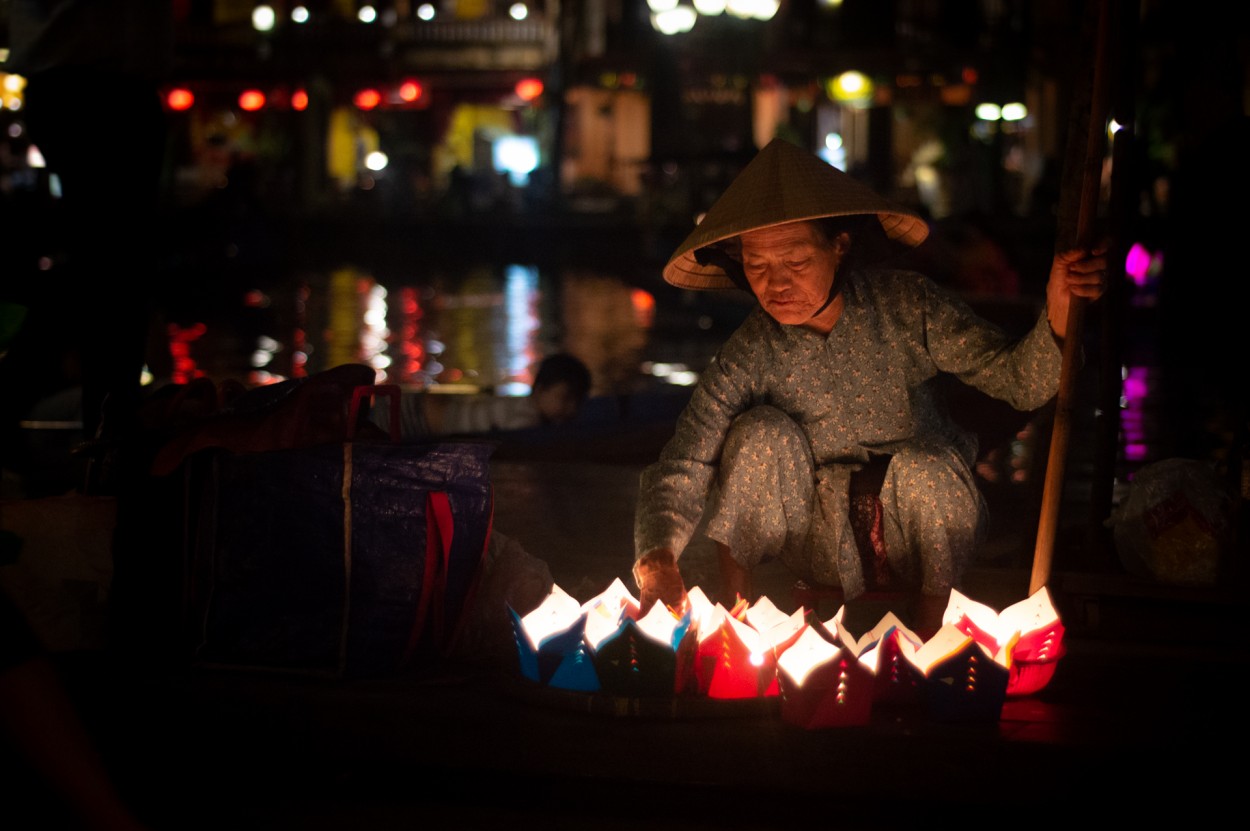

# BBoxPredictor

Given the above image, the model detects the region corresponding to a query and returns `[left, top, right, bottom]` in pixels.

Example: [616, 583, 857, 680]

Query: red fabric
[849, 492, 892, 590]
[406, 491, 454, 663]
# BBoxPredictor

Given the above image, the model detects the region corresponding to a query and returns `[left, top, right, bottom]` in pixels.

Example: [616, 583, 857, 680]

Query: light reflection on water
[172, 261, 734, 398]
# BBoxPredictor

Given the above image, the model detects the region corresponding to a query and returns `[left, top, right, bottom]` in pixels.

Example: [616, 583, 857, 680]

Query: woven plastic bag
[1108, 458, 1234, 586]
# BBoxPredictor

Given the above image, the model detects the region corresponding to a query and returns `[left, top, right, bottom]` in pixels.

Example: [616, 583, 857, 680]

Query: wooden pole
[1028, 0, 1114, 596]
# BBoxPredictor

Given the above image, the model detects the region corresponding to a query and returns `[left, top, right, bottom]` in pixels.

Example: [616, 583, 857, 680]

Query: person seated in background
[393, 352, 593, 441]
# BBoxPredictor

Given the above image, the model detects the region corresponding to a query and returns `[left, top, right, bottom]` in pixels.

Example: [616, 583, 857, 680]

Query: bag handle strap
[441, 489, 494, 659]
[404, 491, 455, 663]
[348, 384, 402, 442]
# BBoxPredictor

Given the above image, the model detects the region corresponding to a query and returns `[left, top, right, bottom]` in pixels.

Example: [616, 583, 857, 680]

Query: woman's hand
[633, 548, 688, 614]
[1046, 244, 1109, 339]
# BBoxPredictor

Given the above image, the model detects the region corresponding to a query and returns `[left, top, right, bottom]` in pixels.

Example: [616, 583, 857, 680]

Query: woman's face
[739, 220, 849, 330]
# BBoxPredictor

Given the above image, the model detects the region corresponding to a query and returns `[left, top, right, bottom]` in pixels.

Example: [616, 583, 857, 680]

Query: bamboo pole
[1028, 0, 1114, 596]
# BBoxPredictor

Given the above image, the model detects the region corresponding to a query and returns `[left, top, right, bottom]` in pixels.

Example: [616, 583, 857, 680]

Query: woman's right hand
[633, 548, 688, 614]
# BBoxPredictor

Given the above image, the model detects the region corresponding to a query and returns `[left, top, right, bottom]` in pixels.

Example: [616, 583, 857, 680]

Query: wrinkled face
[739, 221, 848, 330]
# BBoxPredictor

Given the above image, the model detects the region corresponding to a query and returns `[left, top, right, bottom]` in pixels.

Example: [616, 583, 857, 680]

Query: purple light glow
[1120, 365, 1152, 461]
[1124, 243, 1152, 286]
[1122, 366, 1150, 403]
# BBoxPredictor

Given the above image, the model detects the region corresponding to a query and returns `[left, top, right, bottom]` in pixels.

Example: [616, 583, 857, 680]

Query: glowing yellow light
[975, 103, 1001, 121]
[837, 72, 865, 95]
[827, 71, 873, 106]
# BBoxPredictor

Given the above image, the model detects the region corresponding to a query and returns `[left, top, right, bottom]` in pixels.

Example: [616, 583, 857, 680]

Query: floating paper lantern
[509, 585, 598, 692]
[675, 586, 716, 694]
[832, 610, 924, 705]
[699, 597, 805, 700]
[706, 613, 780, 699]
[692, 601, 734, 695]
[899, 624, 1010, 723]
[684, 586, 717, 626]
[942, 587, 1066, 696]
[593, 599, 691, 697]
[582, 578, 642, 652]
[689, 594, 750, 694]
[509, 583, 1055, 726]
[513, 580, 696, 696]
[777, 624, 878, 729]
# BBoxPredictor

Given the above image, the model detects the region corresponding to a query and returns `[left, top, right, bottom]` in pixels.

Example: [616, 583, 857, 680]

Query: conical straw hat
[662, 138, 929, 290]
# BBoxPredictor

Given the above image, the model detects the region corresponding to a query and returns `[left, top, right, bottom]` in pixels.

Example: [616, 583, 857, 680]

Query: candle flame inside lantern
[519, 585, 582, 650]
[777, 625, 841, 687]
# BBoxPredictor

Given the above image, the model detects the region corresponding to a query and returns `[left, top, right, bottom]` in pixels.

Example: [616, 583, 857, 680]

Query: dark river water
[157, 214, 755, 399]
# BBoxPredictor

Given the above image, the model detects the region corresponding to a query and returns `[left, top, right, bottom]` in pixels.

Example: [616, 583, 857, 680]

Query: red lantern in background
[399, 79, 424, 103]
[292, 89, 309, 111]
[354, 88, 382, 110]
[238, 89, 266, 111]
[166, 87, 194, 111]
[515, 78, 543, 102]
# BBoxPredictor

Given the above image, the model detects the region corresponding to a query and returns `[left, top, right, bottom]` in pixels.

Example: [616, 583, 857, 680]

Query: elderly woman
[632, 139, 1106, 632]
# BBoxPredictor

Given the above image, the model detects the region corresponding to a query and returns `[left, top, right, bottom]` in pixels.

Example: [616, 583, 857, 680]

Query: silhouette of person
[0, 2, 173, 491]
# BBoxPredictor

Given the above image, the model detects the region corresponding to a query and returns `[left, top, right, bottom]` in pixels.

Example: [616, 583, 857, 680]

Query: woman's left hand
[1046, 244, 1109, 339]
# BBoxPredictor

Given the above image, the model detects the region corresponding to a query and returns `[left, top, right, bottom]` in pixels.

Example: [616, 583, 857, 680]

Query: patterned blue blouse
[635, 268, 1063, 596]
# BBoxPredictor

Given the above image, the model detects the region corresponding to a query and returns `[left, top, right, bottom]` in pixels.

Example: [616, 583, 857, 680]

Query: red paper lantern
[943, 587, 1066, 696]
[777, 626, 876, 729]
[694, 598, 804, 700]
